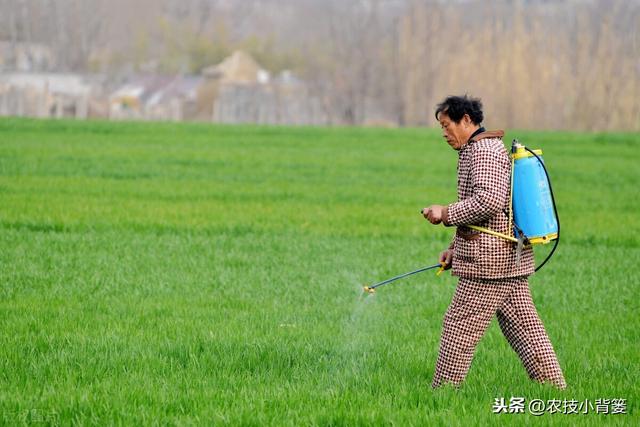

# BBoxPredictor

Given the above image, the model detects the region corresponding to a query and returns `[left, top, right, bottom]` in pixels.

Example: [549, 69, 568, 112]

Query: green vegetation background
[0, 119, 638, 425]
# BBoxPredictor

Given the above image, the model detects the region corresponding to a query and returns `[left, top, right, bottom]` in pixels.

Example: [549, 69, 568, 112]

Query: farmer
[422, 95, 567, 389]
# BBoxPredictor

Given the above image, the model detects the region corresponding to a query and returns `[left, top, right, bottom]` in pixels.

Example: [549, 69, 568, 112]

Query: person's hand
[439, 249, 453, 270]
[422, 205, 445, 225]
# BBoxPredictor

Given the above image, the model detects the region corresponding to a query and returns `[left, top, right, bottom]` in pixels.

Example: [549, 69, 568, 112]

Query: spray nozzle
[511, 139, 522, 153]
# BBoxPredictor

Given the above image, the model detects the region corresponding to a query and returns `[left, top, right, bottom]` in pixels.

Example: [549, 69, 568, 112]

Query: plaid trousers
[431, 277, 566, 389]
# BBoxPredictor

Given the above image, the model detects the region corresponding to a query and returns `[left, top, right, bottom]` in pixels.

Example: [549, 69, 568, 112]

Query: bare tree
[0, 0, 638, 130]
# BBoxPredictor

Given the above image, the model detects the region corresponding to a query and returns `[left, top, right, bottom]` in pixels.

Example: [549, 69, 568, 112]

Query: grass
[0, 118, 638, 426]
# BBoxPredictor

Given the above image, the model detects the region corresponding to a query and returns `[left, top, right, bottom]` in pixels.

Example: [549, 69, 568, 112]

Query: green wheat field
[0, 119, 638, 426]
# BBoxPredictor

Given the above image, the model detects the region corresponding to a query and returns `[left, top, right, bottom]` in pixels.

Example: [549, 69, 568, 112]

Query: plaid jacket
[442, 130, 535, 279]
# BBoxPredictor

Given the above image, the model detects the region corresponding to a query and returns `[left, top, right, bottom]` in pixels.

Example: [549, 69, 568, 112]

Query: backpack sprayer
[468, 139, 560, 270]
[362, 139, 559, 294]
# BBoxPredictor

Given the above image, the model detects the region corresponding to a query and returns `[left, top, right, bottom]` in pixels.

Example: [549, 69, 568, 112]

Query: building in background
[109, 75, 203, 121]
[88, 50, 327, 125]
[1, 50, 337, 126]
[204, 50, 327, 125]
[0, 72, 105, 119]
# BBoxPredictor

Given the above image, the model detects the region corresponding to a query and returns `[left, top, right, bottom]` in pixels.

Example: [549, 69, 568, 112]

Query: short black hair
[435, 95, 483, 125]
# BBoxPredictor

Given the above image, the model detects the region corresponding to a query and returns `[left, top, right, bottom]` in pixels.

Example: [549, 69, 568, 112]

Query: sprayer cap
[512, 147, 543, 160]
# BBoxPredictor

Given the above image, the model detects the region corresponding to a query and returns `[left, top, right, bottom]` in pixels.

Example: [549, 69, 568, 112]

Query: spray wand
[362, 261, 447, 294]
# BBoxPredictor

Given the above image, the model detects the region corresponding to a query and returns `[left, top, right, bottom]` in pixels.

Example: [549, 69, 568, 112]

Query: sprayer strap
[467, 225, 518, 243]
[509, 146, 515, 235]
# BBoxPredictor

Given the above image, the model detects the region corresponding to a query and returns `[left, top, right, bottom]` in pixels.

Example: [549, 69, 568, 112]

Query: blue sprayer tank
[511, 141, 558, 244]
